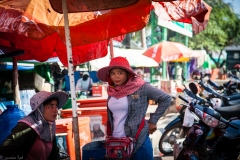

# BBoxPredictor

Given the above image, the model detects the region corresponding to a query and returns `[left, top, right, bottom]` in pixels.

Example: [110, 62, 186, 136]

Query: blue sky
[223, 0, 240, 15]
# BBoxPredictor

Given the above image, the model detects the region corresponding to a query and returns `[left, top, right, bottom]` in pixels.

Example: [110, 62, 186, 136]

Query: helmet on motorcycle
[234, 64, 240, 71]
[191, 69, 204, 80]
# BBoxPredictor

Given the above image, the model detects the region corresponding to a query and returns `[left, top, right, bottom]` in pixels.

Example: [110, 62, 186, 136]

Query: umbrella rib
[53, 15, 64, 52]
[105, 11, 112, 39]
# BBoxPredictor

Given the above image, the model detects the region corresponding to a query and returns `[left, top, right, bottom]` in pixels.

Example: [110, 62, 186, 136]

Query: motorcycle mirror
[176, 87, 184, 92]
[189, 82, 198, 95]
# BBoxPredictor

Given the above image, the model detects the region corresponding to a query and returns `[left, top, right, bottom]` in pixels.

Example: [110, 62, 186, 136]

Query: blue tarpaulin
[0, 62, 34, 71]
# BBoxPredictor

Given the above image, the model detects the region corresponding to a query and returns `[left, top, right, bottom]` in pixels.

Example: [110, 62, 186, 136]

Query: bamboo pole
[110, 38, 114, 59]
[62, 0, 81, 159]
[12, 57, 20, 105]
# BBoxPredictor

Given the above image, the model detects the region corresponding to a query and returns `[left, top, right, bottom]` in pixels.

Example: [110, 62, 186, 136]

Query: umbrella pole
[110, 38, 114, 59]
[12, 57, 20, 105]
[62, 0, 81, 159]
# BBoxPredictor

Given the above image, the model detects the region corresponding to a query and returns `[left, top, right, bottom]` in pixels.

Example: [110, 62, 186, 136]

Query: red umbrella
[142, 41, 194, 63]
[0, 34, 110, 66]
[0, 0, 151, 65]
[0, 0, 212, 66]
[0, 0, 151, 42]
[48, 0, 140, 13]
[47, 0, 177, 13]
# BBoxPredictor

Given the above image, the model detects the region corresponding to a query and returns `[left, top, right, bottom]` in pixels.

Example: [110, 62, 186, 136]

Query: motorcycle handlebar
[229, 73, 239, 80]
[182, 87, 205, 102]
[183, 88, 195, 98]
[207, 79, 220, 89]
[199, 81, 214, 92]
[221, 117, 239, 130]
[178, 95, 189, 104]
[198, 81, 224, 98]
[229, 123, 239, 130]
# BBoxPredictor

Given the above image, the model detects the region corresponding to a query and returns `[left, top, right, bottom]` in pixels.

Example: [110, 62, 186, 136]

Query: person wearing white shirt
[75, 72, 93, 95]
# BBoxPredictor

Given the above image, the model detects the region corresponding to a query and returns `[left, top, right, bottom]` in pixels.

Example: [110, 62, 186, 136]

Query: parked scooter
[175, 83, 240, 160]
[158, 71, 240, 155]
[191, 69, 240, 106]
[158, 75, 203, 155]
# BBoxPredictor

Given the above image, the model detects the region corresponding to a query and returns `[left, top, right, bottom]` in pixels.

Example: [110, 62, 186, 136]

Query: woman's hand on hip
[148, 122, 157, 134]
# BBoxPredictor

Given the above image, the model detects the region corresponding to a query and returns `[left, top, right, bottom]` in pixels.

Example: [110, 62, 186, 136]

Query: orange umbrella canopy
[48, 0, 139, 13]
[143, 41, 194, 63]
[48, 0, 177, 13]
[0, 0, 151, 66]
[0, 33, 110, 67]
[0, 0, 212, 66]
[0, 0, 151, 43]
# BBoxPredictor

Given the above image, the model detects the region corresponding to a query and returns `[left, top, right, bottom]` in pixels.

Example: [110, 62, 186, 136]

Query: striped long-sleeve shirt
[107, 82, 172, 155]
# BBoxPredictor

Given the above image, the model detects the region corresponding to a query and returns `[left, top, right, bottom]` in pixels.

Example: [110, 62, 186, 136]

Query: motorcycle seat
[223, 99, 240, 106]
[215, 104, 240, 120]
[223, 94, 240, 101]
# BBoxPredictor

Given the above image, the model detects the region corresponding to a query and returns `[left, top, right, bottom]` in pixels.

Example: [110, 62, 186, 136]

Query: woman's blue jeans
[131, 135, 153, 160]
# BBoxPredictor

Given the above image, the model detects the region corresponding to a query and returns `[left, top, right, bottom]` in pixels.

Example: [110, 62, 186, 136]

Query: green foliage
[189, 0, 240, 68]
[131, 30, 142, 43]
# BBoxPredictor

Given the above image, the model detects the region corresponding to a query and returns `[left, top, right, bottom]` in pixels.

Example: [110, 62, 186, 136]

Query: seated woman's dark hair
[82, 74, 89, 81]
[43, 98, 58, 106]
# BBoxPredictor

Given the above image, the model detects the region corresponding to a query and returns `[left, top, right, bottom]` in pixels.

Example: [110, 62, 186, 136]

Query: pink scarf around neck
[107, 76, 145, 98]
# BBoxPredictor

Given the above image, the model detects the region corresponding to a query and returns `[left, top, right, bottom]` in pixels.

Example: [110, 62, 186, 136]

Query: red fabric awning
[153, 0, 212, 34]
[0, 0, 211, 66]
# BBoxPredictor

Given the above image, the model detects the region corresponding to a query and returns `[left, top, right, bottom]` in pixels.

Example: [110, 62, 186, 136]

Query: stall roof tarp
[0, 62, 34, 70]
[0, 45, 24, 59]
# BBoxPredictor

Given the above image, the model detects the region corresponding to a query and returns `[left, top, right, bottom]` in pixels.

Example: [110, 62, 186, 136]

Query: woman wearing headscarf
[75, 71, 93, 95]
[97, 56, 171, 159]
[0, 91, 68, 160]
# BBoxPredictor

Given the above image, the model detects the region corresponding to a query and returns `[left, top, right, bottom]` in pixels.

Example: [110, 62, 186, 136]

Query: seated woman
[0, 91, 69, 159]
[75, 72, 93, 95]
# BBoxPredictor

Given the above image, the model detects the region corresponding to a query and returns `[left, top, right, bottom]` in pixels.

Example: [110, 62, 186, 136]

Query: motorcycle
[175, 82, 240, 160]
[158, 77, 203, 155]
[158, 74, 240, 155]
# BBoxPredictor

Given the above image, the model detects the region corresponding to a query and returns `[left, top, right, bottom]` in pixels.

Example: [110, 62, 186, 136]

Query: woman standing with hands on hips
[97, 57, 171, 159]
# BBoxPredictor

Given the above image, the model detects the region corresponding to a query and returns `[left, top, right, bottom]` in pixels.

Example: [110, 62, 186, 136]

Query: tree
[189, 0, 240, 68]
